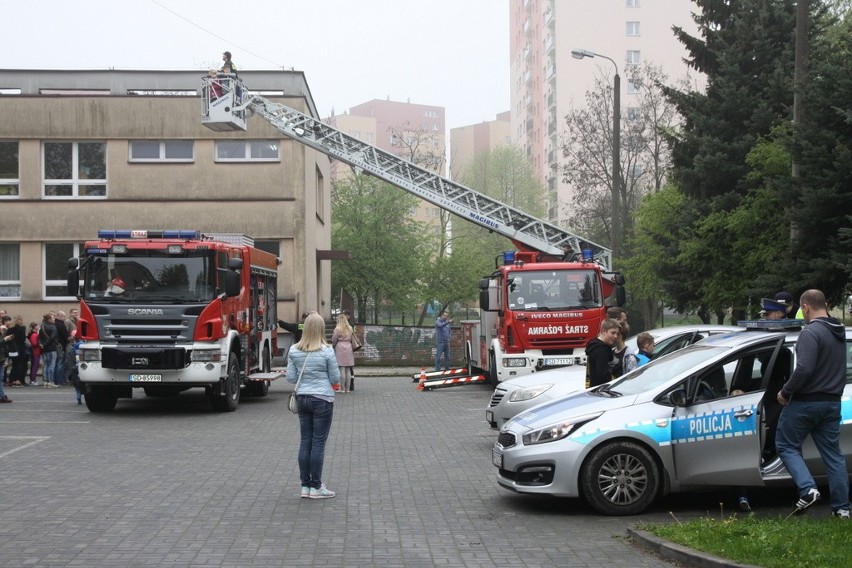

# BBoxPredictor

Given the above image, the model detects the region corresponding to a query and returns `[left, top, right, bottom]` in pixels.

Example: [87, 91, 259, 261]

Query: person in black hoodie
[775, 289, 850, 518]
[585, 319, 620, 388]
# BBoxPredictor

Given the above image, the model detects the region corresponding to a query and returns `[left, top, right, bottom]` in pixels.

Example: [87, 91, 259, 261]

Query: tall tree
[561, 63, 681, 259]
[787, 6, 852, 302]
[331, 173, 431, 323]
[663, 0, 798, 201]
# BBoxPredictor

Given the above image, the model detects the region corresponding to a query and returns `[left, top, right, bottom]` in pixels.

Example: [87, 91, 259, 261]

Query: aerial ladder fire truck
[200, 75, 625, 391]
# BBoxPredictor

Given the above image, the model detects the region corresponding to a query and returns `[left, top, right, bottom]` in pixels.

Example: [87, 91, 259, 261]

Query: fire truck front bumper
[78, 361, 224, 385]
[77, 344, 225, 385]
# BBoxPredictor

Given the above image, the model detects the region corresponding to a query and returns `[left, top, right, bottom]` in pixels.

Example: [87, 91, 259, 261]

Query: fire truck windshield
[507, 269, 601, 311]
[81, 251, 217, 303]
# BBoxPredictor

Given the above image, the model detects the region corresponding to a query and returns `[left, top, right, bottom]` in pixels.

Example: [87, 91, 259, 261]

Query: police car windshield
[605, 345, 726, 396]
[507, 269, 601, 311]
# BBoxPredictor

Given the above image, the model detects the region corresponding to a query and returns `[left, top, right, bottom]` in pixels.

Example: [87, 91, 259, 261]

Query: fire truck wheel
[209, 354, 241, 412]
[85, 386, 118, 413]
[488, 351, 499, 386]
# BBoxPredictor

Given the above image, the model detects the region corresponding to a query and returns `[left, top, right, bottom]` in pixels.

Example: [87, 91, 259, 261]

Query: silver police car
[493, 327, 852, 515]
[486, 325, 743, 429]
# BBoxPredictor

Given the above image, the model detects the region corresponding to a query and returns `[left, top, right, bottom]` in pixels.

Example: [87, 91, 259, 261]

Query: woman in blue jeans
[287, 312, 340, 499]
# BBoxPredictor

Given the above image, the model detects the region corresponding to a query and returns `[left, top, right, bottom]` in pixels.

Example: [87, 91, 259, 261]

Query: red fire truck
[200, 76, 624, 389]
[67, 230, 281, 412]
[473, 249, 623, 384]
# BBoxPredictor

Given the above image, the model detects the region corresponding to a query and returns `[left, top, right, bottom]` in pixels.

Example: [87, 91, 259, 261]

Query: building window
[367, 132, 375, 143]
[0, 141, 19, 197]
[626, 50, 641, 65]
[129, 140, 194, 162]
[626, 0, 640, 7]
[254, 241, 279, 256]
[626, 22, 640, 36]
[215, 140, 280, 162]
[627, 106, 641, 120]
[350, 130, 361, 140]
[44, 242, 81, 298]
[43, 141, 107, 198]
[0, 243, 21, 299]
[627, 80, 641, 94]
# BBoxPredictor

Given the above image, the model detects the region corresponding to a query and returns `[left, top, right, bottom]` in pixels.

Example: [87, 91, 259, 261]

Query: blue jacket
[287, 345, 340, 397]
[435, 317, 452, 343]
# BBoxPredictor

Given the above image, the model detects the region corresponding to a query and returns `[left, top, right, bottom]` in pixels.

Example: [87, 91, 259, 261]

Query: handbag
[352, 334, 362, 352]
[288, 353, 312, 414]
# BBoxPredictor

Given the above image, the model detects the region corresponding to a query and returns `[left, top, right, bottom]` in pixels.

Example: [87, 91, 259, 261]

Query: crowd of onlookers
[1, 307, 81, 403]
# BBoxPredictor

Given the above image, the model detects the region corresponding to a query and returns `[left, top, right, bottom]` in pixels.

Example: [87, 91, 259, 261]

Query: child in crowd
[636, 332, 655, 367]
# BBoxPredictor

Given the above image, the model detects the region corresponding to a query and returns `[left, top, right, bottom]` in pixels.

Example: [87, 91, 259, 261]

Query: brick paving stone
[0, 378, 789, 567]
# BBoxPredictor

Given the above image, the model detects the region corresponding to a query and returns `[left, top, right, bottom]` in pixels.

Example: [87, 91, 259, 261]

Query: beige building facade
[510, 0, 700, 223]
[449, 111, 512, 182]
[0, 69, 332, 325]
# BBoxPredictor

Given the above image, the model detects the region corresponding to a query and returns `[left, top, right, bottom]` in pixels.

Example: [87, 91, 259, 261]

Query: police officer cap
[773, 291, 793, 306]
[760, 298, 787, 313]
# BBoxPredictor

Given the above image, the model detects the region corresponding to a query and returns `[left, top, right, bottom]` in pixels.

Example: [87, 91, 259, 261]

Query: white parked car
[485, 325, 743, 429]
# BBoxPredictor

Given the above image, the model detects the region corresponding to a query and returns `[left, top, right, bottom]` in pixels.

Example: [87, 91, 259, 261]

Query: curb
[627, 528, 763, 568]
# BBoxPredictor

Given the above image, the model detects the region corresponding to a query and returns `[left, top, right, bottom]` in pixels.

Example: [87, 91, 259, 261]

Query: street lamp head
[571, 48, 595, 60]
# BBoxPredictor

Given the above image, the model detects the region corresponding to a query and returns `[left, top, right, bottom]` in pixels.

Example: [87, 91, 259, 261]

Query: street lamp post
[571, 48, 621, 262]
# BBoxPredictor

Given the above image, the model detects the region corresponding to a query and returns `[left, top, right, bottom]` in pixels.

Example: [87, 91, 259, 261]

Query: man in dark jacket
[776, 289, 850, 518]
[585, 319, 619, 388]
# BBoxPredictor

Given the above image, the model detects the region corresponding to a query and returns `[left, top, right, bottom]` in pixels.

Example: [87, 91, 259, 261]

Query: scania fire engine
[200, 76, 624, 387]
[67, 230, 281, 412]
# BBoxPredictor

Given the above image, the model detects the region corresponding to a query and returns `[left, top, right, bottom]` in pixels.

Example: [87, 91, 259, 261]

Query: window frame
[626, 21, 641, 36]
[43, 242, 83, 299]
[42, 141, 107, 199]
[129, 140, 195, 163]
[626, 50, 641, 65]
[0, 242, 21, 300]
[0, 140, 20, 198]
[214, 140, 280, 163]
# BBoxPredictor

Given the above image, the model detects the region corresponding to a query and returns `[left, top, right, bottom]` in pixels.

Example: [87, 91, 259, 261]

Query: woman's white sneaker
[309, 485, 336, 499]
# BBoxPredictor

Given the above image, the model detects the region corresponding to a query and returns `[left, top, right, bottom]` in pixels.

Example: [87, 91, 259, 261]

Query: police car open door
[669, 339, 784, 486]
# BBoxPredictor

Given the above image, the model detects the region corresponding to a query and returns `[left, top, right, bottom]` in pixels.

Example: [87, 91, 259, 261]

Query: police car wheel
[580, 441, 660, 516]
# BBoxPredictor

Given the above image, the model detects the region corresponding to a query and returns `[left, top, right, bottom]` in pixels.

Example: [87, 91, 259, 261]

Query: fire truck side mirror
[67, 257, 80, 297]
[479, 278, 491, 311]
[615, 285, 626, 307]
[223, 271, 241, 297]
[228, 258, 243, 270]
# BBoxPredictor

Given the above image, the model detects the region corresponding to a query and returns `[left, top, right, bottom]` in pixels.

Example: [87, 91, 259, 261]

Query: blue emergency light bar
[97, 230, 201, 240]
[737, 318, 805, 331]
[502, 251, 516, 265]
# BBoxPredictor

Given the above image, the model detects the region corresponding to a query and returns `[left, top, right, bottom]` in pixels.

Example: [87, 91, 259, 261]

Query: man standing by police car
[776, 289, 850, 518]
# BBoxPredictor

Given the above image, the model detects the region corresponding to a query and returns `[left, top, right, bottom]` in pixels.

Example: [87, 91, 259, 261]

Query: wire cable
[148, 0, 284, 69]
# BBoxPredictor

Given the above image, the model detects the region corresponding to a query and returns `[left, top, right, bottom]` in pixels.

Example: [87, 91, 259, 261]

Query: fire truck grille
[105, 320, 189, 341]
[101, 347, 189, 370]
[497, 432, 517, 448]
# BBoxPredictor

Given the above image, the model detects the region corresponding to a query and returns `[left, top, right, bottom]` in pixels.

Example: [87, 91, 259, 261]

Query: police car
[493, 323, 852, 515]
[485, 325, 743, 429]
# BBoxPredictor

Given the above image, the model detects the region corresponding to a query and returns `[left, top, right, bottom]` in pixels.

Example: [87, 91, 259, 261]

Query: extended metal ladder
[201, 76, 612, 269]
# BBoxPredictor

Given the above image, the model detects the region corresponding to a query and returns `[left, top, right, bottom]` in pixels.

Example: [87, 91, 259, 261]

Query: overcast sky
[7, 0, 510, 129]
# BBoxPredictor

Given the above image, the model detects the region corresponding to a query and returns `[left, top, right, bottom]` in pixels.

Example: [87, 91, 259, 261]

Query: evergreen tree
[664, 0, 798, 200]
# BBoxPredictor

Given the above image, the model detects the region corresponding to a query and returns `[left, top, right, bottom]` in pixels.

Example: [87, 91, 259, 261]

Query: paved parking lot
[0, 374, 788, 567]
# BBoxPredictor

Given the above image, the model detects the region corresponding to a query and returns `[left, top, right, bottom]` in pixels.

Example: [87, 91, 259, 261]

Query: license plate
[129, 374, 162, 382]
[543, 357, 574, 366]
[492, 446, 503, 468]
[486, 410, 494, 423]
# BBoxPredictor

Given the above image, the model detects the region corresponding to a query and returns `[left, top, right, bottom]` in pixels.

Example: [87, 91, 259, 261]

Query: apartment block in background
[509, 0, 699, 223]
